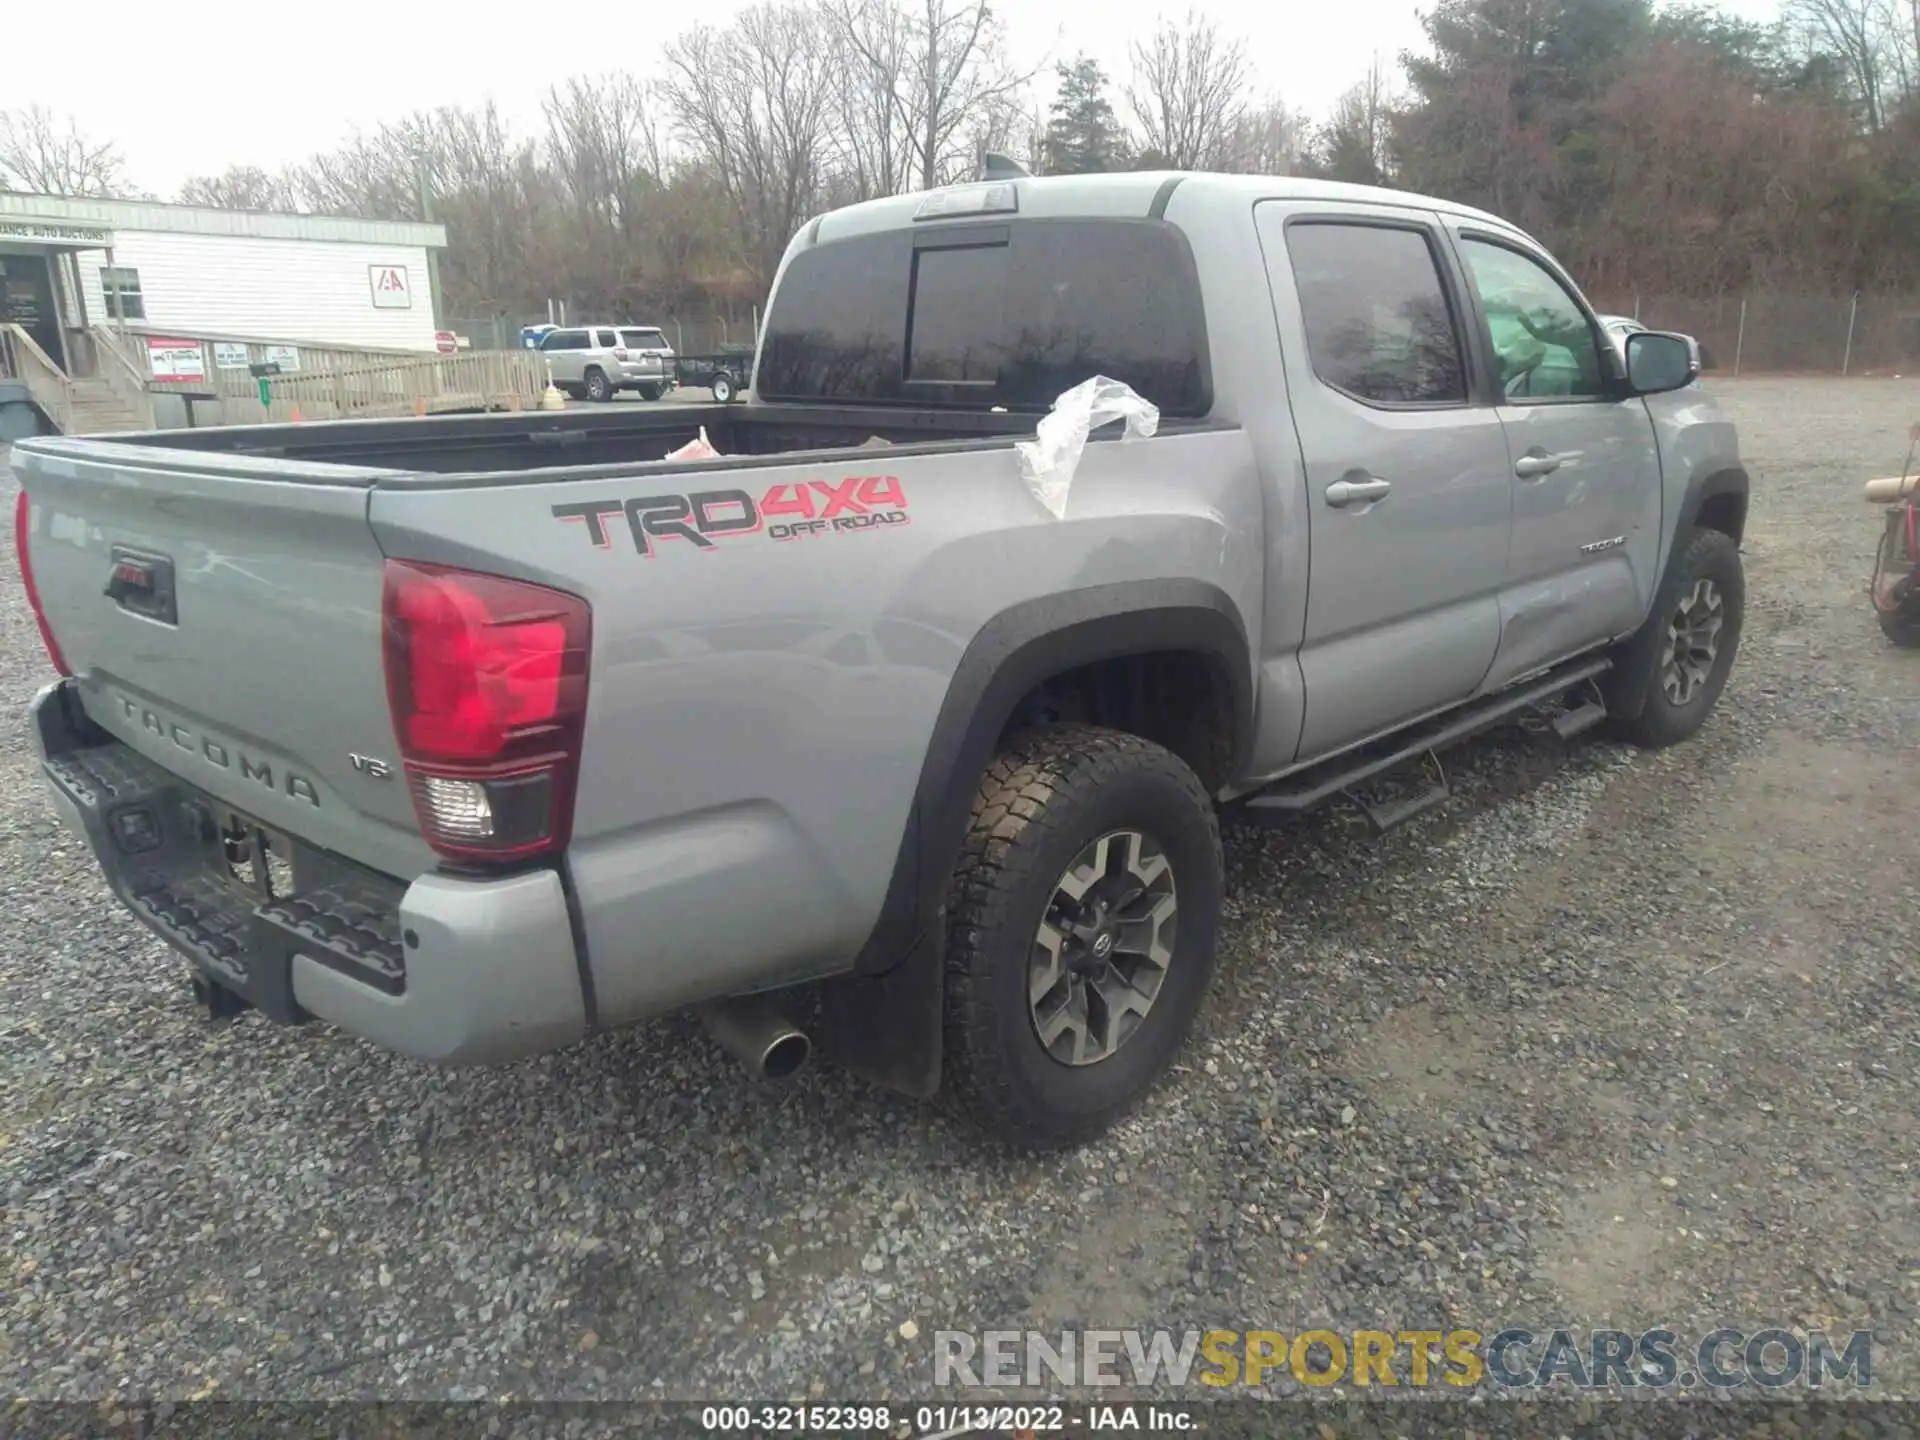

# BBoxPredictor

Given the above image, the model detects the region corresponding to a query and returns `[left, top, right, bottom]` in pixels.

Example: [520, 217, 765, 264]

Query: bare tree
[291, 123, 431, 221]
[543, 73, 668, 218]
[1316, 60, 1393, 184]
[543, 74, 675, 310]
[825, 0, 915, 199]
[0, 104, 134, 197]
[662, 3, 839, 293]
[178, 165, 297, 211]
[828, 0, 1034, 191]
[1785, 0, 1913, 128]
[1122, 10, 1252, 168]
[1216, 94, 1308, 175]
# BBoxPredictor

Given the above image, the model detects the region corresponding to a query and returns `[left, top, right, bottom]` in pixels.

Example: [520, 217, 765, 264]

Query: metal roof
[0, 191, 447, 249]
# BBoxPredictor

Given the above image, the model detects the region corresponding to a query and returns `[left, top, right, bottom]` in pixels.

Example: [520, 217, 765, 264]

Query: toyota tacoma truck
[12, 170, 1747, 1151]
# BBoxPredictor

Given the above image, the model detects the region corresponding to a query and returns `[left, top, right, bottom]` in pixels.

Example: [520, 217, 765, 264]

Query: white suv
[537, 325, 678, 402]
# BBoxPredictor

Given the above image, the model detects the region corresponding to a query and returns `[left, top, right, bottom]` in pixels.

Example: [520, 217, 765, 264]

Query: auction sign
[145, 337, 207, 383]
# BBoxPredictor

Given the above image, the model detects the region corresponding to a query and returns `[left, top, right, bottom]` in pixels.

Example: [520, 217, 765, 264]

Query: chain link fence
[1593, 291, 1920, 375]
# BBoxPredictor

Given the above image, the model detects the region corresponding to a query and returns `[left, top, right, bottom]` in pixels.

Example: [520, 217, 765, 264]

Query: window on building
[1284, 222, 1467, 406]
[100, 266, 145, 322]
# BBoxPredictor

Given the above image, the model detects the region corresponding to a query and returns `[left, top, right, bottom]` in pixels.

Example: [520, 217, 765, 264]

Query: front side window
[100, 265, 145, 322]
[1460, 238, 1606, 400]
[541, 329, 588, 350]
[1284, 222, 1467, 406]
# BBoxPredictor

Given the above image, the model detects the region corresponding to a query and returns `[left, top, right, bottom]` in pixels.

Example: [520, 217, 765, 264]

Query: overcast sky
[16, 0, 1786, 199]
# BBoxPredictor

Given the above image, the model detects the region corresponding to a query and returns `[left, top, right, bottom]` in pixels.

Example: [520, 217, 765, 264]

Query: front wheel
[710, 371, 736, 404]
[1604, 526, 1745, 747]
[943, 725, 1223, 1151]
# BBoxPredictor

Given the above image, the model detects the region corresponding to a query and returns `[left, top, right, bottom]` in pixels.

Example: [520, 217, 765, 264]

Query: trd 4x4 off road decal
[553, 475, 910, 558]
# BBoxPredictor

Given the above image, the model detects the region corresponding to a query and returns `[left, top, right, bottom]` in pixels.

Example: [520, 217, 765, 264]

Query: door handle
[1514, 450, 1564, 479]
[1325, 477, 1392, 508]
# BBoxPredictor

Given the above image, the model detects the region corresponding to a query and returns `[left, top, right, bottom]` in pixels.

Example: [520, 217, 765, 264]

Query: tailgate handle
[105, 546, 178, 625]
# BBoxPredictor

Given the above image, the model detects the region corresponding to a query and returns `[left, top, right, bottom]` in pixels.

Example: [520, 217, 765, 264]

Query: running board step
[1239, 655, 1613, 821]
[1551, 697, 1609, 740]
[1348, 750, 1451, 836]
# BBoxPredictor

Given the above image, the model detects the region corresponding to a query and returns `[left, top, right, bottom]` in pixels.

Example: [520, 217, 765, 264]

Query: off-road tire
[1603, 525, 1744, 748]
[584, 367, 612, 402]
[943, 724, 1223, 1151]
[638, 384, 664, 402]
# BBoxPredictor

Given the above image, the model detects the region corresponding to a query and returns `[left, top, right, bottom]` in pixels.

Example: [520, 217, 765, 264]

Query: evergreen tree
[1042, 57, 1128, 174]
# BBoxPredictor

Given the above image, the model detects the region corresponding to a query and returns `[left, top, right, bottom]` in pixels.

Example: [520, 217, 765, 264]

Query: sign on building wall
[213, 342, 250, 370]
[146, 337, 207, 383]
[368, 264, 412, 309]
[0, 218, 113, 245]
[264, 343, 301, 371]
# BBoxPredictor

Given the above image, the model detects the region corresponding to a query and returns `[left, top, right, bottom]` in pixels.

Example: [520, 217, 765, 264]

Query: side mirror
[1624, 331, 1699, 396]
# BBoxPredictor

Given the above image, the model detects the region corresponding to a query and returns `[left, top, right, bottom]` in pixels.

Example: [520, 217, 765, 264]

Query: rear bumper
[29, 680, 587, 1064]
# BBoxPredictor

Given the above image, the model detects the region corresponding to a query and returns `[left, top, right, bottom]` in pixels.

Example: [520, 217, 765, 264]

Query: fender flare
[817, 579, 1253, 1098]
[1680, 465, 1749, 545]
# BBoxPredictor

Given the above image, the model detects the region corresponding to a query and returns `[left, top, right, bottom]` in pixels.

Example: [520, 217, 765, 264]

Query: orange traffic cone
[289, 404, 305, 423]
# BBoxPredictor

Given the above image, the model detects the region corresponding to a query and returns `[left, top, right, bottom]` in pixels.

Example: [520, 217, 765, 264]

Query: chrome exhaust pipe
[698, 997, 811, 1081]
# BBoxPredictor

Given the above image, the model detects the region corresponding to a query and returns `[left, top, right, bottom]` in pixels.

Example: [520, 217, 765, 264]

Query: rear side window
[541, 329, 588, 350]
[1285, 222, 1467, 406]
[595, 329, 618, 348]
[758, 219, 1211, 415]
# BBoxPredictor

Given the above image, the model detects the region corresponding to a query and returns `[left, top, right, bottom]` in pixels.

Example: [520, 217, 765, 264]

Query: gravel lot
[3, 378, 1918, 1410]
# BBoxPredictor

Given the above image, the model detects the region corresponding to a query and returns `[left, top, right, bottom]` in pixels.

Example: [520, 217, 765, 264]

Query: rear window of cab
[756, 218, 1212, 416]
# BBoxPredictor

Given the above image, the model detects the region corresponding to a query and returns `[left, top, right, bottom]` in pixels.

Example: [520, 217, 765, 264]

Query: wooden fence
[104, 326, 549, 425]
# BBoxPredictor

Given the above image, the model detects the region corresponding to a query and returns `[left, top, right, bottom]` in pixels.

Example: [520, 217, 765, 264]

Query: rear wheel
[710, 371, 736, 404]
[943, 725, 1222, 1151]
[1604, 526, 1744, 747]
[584, 367, 612, 403]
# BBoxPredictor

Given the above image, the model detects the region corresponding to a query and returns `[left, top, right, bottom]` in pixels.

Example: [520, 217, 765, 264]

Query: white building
[1, 192, 449, 372]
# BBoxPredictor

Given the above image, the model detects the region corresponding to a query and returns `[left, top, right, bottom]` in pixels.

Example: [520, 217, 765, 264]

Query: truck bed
[114, 402, 1054, 477]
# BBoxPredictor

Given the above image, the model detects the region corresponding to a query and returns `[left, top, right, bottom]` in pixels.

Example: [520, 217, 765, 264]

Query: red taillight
[612, 347, 629, 361]
[381, 559, 590, 863]
[14, 489, 71, 677]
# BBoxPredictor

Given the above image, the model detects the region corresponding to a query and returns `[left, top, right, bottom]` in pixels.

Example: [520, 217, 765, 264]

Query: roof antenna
[979, 151, 1030, 181]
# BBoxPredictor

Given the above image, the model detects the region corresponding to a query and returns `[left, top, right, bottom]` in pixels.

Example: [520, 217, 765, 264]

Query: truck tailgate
[17, 443, 433, 880]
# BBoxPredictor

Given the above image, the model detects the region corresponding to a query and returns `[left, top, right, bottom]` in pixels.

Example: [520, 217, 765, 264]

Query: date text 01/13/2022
[553, 475, 912, 558]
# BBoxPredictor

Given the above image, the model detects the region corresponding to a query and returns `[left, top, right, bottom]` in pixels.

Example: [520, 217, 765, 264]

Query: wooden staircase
[64, 376, 150, 435]
[1, 324, 156, 435]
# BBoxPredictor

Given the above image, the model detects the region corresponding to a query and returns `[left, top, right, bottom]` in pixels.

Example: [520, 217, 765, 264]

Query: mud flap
[816, 923, 945, 1099]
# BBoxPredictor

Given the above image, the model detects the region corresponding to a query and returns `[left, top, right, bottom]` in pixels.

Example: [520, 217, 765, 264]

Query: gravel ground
[3, 378, 1919, 1416]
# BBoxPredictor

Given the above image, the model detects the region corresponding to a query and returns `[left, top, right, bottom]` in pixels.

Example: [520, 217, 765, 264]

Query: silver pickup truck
[12, 171, 1747, 1151]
